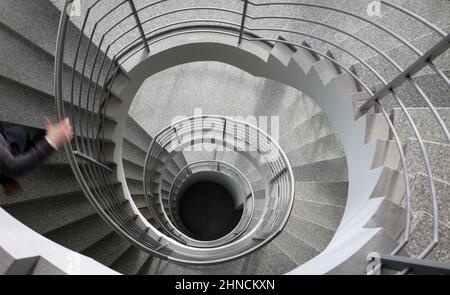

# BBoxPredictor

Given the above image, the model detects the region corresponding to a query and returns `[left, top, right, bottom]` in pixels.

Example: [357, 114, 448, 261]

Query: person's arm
[0, 139, 54, 178]
[0, 117, 73, 178]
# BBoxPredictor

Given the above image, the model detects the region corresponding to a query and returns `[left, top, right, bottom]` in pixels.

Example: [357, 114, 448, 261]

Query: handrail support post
[238, 0, 250, 45]
[127, 0, 150, 52]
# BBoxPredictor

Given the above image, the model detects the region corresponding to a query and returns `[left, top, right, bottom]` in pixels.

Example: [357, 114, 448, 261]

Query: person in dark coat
[0, 117, 73, 195]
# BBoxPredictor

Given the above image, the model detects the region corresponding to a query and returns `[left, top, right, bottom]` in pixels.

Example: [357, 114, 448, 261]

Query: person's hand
[44, 116, 74, 150]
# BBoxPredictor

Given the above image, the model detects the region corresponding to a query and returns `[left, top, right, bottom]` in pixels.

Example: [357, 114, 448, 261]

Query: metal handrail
[55, 0, 449, 270]
[142, 115, 293, 257]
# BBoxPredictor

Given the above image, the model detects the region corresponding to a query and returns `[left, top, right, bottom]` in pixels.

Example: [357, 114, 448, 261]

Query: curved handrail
[55, 0, 449, 271]
[142, 114, 294, 259]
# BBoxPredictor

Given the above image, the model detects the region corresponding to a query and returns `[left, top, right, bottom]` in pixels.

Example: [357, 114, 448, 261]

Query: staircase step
[283, 0, 342, 46]
[292, 199, 345, 231]
[82, 232, 131, 267]
[139, 208, 153, 221]
[250, 179, 265, 193]
[145, 259, 205, 275]
[286, 133, 345, 167]
[273, 230, 320, 266]
[351, 26, 450, 87]
[124, 117, 153, 152]
[0, 75, 116, 134]
[45, 214, 114, 253]
[160, 157, 182, 180]
[392, 107, 450, 144]
[0, 24, 103, 111]
[337, 0, 450, 66]
[0, 164, 81, 206]
[280, 112, 336, 153]
[253, 190, 265, 200]
[122, 139, 147, 167]
[284, 214, 336, 251]
[294, 181, 348, 207]
[172, 153, 188, 171]
[406, 139, 450, 183]
[183, 149, 214, 164]
[200, 252, 274, 275]
[292, 157, 348, 182]
[2, 191, 94, 235]
[373, 71, 450, 110]
[110, 246, 150, 275]
[127, 178, 144, 195]
[410, 173, 450, 234]
[407, 210, 449, 263]
[301, 0, 375, 53]
[279, 95, 322, 138]
[0, 0, 111, 78]
[123, 159, 144, 182]
[256, 242, 298, 274]
[132, 194, 147, 209]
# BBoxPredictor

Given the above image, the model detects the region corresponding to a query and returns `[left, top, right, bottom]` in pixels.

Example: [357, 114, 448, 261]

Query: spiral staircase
[0, 0, 449, 275]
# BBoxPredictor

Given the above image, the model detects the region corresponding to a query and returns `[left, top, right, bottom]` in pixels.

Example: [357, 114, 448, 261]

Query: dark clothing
[0, 126, 54, 192]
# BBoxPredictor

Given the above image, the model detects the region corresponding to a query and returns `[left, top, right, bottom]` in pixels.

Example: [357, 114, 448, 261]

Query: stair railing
[55, 0, 449, 270]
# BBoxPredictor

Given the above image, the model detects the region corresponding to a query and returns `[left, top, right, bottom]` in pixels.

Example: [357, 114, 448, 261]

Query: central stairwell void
[1, 0, 449, 275]
[177, 179, 242, 241]
[140, 115, 293, 260]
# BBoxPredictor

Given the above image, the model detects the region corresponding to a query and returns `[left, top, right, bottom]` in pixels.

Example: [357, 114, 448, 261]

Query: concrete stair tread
[44, 214, 114, 253]
[0, 164, 81, 206]
[273, 230, 320, 266]
[1, 191, 95, 235]
[122, 139, 147, 167]
[139, 208, 153, 221]
[407, 210, 449, 263]
[0, 25, 105, 110]
[371, 71, 450, 109]
[0, 75, 117, 132]
[280, 112, 336, 153]
[292, 157, 348, 182]
[132, 194, 147, 209]
[294, 181, 348, 207]
[256, 242, 298, 274]
[123, 159, 144, 182]
[336, 1, 450, 65]
[110, 246, 150, 275]
[196, 250, 275, 275]
[347, 23, 450, 79]
[279, 94, 322, 138]
[410, 172, 450, 235]
[406, 138, 450, 183]
[82, 232, 131, 267]
[124, 117, 153, 152]
[292, 199, 345, 231]
[0, 0, 112, 79]
[392, 107, 450, 144]
[285, 213, 336, 251]
[127, 178, 144, 195]
[144, 259, 205, 275]
[286, 133, 345, 167]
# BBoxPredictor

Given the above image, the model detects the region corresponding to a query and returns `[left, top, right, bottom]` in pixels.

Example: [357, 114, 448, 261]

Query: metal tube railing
[55, 0, 449, 270]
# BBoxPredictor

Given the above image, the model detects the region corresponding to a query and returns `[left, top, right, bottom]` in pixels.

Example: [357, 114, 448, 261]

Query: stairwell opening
[177, 179, 243, 241]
